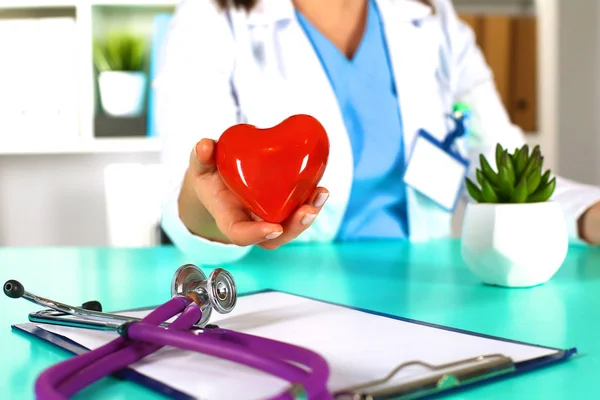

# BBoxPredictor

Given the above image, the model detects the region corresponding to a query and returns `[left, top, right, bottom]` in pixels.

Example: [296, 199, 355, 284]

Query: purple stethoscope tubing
[36, 296, 331, 400]
[3, 265, 333, 399]
[33, 296, 195, 399]
[47, 296, 201, 398]
[127, 322, 332, 399]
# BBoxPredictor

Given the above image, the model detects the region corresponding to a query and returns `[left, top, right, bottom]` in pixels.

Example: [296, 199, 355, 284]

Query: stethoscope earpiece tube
[4, 279, 103, 313]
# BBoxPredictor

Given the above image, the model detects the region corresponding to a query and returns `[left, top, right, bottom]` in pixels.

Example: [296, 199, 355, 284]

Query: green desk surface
[1, 239, 600, 399]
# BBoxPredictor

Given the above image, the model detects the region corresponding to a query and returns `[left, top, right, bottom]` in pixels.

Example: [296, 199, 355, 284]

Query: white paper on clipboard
[31, 291, 564, 400]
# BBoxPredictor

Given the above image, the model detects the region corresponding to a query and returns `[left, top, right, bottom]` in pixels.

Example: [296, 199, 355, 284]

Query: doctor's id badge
[403, 126, 470, 213]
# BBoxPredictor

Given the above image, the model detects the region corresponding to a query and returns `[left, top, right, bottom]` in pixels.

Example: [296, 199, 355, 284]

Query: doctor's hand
[578, 201, 600, 245]
[178, 139, 330, 250]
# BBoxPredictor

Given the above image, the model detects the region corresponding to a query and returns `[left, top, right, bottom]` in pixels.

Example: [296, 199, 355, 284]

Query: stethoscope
[4, 264, 332, 400]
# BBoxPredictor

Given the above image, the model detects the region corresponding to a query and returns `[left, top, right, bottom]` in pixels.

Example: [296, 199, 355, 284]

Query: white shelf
[0, 0, 179, 8]
[90, 0, 179, 5]
[0, 1, 177, 155]
[0, 1, 76, 8]
[0, 137, 161, 155]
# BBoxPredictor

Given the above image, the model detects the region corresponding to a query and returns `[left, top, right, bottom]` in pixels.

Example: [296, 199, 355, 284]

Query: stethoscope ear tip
[3, 279, 24, 299]
[81, 300, 103, 312]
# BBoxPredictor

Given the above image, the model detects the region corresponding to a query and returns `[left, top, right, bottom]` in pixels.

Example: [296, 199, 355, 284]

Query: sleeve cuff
[553, 179, 600, 246]
[160, 194, 252, 265]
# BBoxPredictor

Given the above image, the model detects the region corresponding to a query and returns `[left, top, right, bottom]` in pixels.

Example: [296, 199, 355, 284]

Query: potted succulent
[461, 143, 568, 287]
[93, 32, 147, 117]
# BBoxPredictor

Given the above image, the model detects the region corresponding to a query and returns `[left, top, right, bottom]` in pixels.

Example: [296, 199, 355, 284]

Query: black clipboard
[11, 289, 577, 400]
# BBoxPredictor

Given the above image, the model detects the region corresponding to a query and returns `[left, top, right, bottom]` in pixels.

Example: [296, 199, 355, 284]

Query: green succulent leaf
[526, 166, 543, 195]
[500, 153, 516, 187]
[92, 43, 112, 71]
[539, 170, 551, 187]
[481, 177, 499, 203]
[479, 154, 499, 187]
[527, 177, 556, 202]
[476, 169, 485, 186]
[465, 177, 483, 202]
[495, 144, 504, 170]
[511, 175, 528, 203]
[513, 144, 527, 174]
[522, 151, 541, 180]
[497, 166, 514, 199]
[511, 147, 521, 165]
[93, 32, 146, 72]
[515, 148, 528, 179]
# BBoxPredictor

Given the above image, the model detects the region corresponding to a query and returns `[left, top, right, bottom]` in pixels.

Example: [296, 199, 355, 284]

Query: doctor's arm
[155, 0, 326, 263]
[438, 0, 600, 245]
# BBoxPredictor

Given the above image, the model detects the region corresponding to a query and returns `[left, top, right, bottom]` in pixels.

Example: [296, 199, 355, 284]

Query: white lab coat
[156, 0, 600, 265]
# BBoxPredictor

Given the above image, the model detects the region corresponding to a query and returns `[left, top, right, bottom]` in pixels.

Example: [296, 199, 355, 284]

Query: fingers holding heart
[209, 193, 283, 246]
[310, 187, 330, 209]
[257, 187, 329, 250]
[250, 212, 264, 222]
[222, 218, 283, 246]
[190, 139, 218, 177]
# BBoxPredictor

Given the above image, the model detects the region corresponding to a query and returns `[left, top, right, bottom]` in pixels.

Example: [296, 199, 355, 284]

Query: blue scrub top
[296, 0, 409, 241]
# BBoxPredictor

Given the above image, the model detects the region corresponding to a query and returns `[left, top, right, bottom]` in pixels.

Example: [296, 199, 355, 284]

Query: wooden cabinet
[459, 13, 537, 133]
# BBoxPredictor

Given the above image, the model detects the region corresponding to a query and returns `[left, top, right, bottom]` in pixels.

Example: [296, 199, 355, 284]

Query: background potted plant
[93, 31, 147, 117]
[461, 143, 568, 287]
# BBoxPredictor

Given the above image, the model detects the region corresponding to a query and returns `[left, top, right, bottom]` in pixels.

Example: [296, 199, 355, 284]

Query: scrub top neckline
[294, 0, 378, 67]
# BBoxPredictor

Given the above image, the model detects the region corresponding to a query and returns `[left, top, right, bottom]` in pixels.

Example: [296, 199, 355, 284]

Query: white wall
[530, 0, 558, 174]
[0, 152, 159, 246]
[554, 0, 600, 185]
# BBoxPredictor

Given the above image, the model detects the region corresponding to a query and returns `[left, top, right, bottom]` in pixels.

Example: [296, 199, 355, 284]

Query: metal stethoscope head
[3, 264, 237, 331]
[170, 264, 237, 327]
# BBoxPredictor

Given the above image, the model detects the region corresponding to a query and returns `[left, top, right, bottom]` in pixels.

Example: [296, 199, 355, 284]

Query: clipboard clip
[333, 353, 515, 400]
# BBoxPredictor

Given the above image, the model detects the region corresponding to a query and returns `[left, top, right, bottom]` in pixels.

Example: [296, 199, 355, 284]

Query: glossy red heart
[215, 114, 330, 224]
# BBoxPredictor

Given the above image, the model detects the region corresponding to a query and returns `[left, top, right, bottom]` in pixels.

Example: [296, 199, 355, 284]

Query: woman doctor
[156, 0, 600, 265]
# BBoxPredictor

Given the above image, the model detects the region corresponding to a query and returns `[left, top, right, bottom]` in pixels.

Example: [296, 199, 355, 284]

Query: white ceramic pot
[98, 71, 146, 117]
[460, 201, 568, 288]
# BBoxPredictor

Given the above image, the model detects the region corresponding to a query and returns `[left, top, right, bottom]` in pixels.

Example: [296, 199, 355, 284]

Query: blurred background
[0, 0, 594, 247]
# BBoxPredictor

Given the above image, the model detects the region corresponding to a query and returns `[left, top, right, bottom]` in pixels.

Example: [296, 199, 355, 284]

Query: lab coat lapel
[376, 0, 452, 241]
[375, 0, 443, 160]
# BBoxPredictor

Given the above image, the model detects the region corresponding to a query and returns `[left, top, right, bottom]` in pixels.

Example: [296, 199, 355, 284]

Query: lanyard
[441, 102, 471, 151]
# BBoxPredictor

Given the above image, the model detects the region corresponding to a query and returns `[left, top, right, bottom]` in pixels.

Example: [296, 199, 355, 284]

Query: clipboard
[11, 289, 576, 400]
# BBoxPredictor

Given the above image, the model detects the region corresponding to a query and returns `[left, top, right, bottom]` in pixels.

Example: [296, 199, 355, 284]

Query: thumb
[189, 139, 217, 176]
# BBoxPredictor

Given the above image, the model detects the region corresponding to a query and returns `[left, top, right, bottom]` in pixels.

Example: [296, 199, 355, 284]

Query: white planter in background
[98, 71, 146, 117]
[461, 201, 568, 288]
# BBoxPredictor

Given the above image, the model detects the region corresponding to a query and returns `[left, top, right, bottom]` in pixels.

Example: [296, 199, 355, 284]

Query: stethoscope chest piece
[171, 264, 237, 327]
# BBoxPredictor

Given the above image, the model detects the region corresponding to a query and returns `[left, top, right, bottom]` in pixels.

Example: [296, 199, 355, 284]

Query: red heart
[215, 114, 330, 224]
